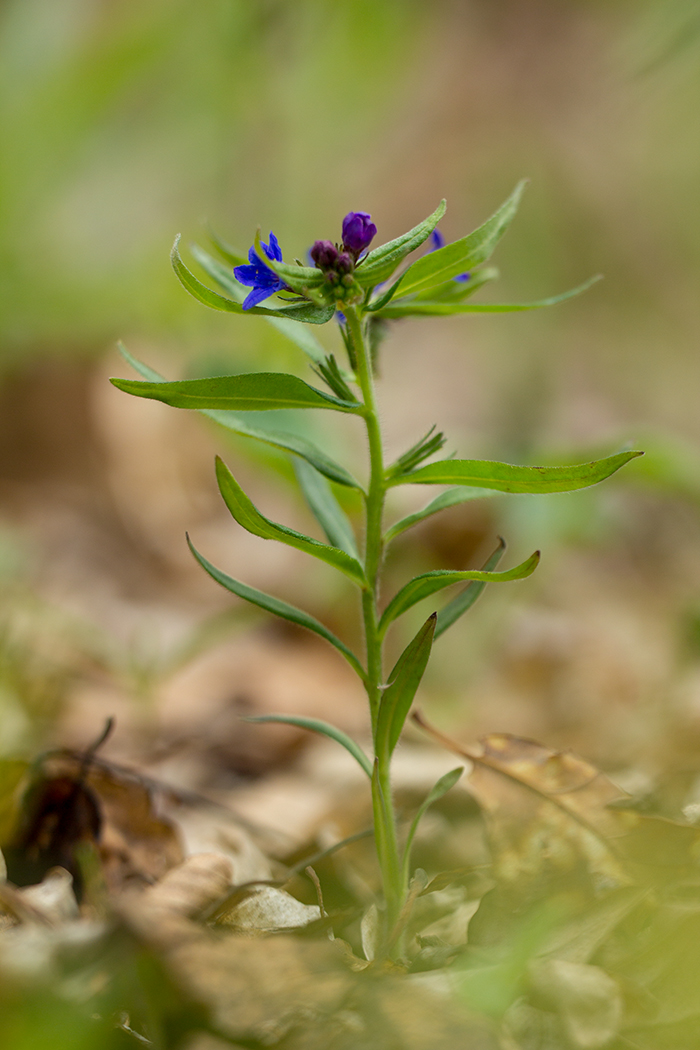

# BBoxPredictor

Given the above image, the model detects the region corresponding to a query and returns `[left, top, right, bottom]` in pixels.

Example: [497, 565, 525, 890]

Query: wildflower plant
[112, 184, 641, 953]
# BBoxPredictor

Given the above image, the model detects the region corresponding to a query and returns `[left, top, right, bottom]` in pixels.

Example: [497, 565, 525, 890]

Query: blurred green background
[1, 0, 700, 773]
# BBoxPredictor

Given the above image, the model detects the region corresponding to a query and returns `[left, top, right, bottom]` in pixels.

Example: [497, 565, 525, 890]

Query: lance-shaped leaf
[117, 345, 361, 490]
[190, 245, 327, 365]
[110, 372, 361, 413]
[435, 538, 506, 639]
[390, 450, 643, 493]
[188, 537, 364, 678]
[208, 227, 247, 267]
[216, 457, 366, 586]
[354, 200, 447, 289]
[378, 550, 540, 634]
[389, 181, 526, 301]
[412, 266, 499, 302]
[401, 767, 464, 886]
[376, 614, 436, 759]
[242, 715, 372, 778]
[293, 460, 359, 558]
[171, 236, 334, 324]
[376, 276, 601, 318]
[384, 486, 499, 545]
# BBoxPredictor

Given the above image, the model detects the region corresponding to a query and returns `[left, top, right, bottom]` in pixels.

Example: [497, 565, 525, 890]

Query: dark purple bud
[341, 211, 377, 258]
[336, 251, 353, 275]
[310, 240, 340, 270]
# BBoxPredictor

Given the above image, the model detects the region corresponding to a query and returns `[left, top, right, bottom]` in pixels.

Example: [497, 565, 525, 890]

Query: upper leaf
[390, 451, 644, 493]
[216, 457, 366, 586]
[387, 181, 526, 301]
[384, 486, 499, 545]
[188, 536, 364, 677]
[110, 372, 362, 413]
[375, 614, 436, 759]
[171, 236, 334, 324]
[435, 538, 507, 638]
[354, 200, 447, 289]
[378, 550, 540, 633]
[293, 459, 359, 558]
[375, 276, 602, 318]
[117, 345, 361, 490]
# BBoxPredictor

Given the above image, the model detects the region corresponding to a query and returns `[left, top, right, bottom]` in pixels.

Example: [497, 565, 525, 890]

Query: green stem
[345, 305, 404, 935]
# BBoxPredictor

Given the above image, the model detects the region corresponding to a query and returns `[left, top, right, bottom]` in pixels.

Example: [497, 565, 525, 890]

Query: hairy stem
[345, 305, 404, 934]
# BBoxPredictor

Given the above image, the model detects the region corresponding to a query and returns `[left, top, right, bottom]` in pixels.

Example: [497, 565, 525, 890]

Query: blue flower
[430, 229, 470, 282]
[233, 232, 288, 310]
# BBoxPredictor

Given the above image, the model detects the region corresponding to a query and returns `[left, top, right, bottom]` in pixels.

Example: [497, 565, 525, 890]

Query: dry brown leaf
[2, 747, 183, 896]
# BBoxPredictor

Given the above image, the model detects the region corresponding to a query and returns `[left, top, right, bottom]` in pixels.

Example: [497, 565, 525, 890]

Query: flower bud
[341, 211, 377, 259]
[310, 240, 339, 270]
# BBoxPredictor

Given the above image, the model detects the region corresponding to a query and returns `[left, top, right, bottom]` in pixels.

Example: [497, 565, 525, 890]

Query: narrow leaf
[354, 201, 447, 289]
[216, 457, 366, 585]
[402, 768, 464, 885]
[188, 537, 364, 678]
[376, 614, 436, 759]
[208, 228, 247, 266]
[435, 538, 506, 638]
[412, 266, 499, 303]
[242, 714, 372, 778]
[376, 276, 601, 318]
[110, 372, 361, 413]
[384, 487, 499, 545]
[210, 411, 361, 489]
[378, 551, 540, 634]
[171, 236, 334, 324]
[293, 459, 359, 558]
[393, 181, 526, 299]
[391, 451, 643, 493]
[117, 346, 360, 489]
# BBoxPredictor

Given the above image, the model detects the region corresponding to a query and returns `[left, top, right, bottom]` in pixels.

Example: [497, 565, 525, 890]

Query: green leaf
[376, 614, 436, 758]
[241, 714, 372, 778]
[171, 236, 334, 324]
[354, 200, 447, 289]
[388, 181, 526, 300]
[187, 537, 365, 678]
[390, 450, 644, 493]
[384, 486, 499, 545]
[209, 411, 361, 489]
[216, 457, 366, 585]
[412, 266, 499, 303]
[435, 538, 506, 638]
[208, 227, 247, 266]
[293, 459, 359, 558]
[378, 551, 540, 634]
[117, 345, 360, 489]
[110, 372, 361, 413]
[402, 767, 464, 884]
[375, 276, 602, 318]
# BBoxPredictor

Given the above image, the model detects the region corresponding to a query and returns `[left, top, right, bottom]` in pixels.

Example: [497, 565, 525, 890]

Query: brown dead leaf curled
[412, 712, 630, 886]
[2, 748, 183, 897]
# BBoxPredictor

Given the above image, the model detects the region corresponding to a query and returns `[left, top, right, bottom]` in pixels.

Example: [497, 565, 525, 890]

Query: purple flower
[341, 211, 377, 259]
[233, 232, 287, 310]
[430, 229, 471, 283]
